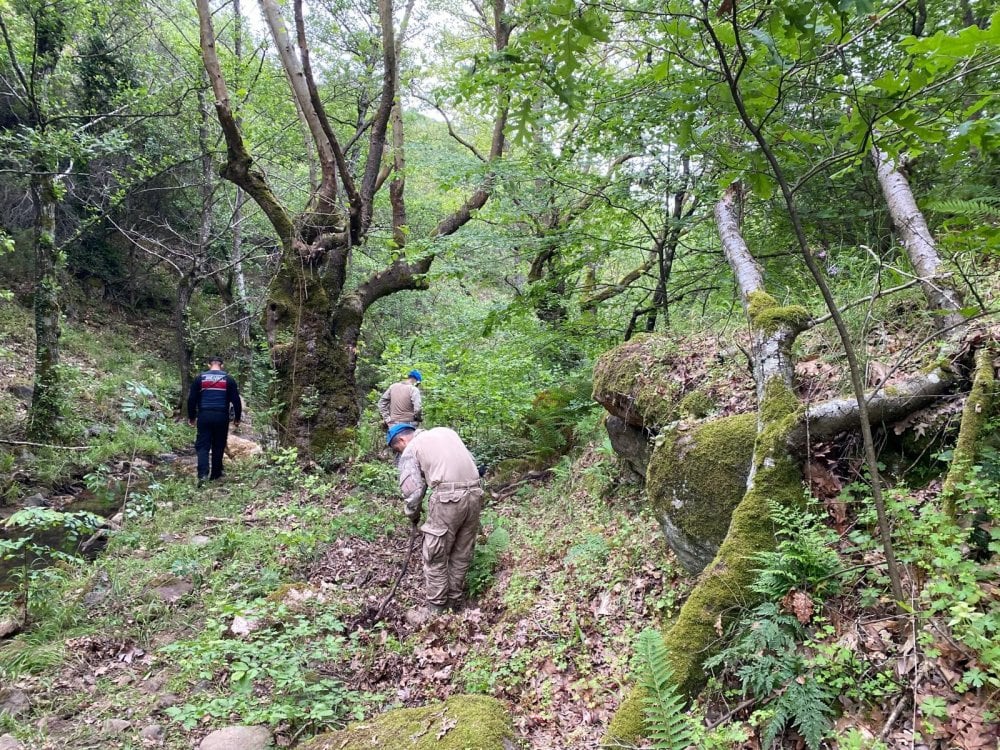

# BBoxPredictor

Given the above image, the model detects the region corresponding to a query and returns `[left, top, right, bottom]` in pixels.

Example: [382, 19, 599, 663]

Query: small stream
[0, 490, 124, 591]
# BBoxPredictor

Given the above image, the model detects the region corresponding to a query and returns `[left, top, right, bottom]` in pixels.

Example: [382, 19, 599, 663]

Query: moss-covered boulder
[593, 335, 688, 429]
[298, 695, 515, 750]
[646, 413, 757, 573]
[592, 334, 753, 432]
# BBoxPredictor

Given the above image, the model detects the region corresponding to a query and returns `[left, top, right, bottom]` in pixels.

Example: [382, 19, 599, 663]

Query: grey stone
[102, 718, 132, 735]
[189, 535, 212, 547]
[604, 416, 653, 479]
[157, 453, 179, 464]
[85, 423, 110, 438]
[140, 724, 165, 743]
[0, 734, 24, 750]
[199, 726, 272, 750]
[9, 385, 32, 401]
[151, 579, 193, 604]
[0, 689, 29, 718]
[21, 493, 48, 508]
[154, 693, 181, 711]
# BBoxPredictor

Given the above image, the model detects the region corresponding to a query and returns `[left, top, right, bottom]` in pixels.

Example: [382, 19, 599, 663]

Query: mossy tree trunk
[197, 0, 509, 457]
[940, 347, 996, 519]
[604, 186, 809, 744]
[174, 273, 197, 416]
[28, 172, 64, 440]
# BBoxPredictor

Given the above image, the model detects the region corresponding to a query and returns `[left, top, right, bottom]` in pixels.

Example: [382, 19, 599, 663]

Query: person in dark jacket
[187, 355, 242, 485]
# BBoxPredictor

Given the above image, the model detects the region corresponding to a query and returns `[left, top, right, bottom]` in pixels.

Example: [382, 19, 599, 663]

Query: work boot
[404, 603, 447, 627]
[447, 597, 466, 613]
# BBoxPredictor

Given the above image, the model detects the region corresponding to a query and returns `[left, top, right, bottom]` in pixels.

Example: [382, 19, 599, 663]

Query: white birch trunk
[871, 147, 965, 331]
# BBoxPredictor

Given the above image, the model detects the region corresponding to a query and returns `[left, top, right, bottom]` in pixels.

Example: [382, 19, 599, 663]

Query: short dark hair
[209, 355, 224, 364]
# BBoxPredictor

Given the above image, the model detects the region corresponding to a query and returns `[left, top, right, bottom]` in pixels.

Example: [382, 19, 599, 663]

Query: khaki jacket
[378, 381, 422, 426]
[398, 427, 479, 514]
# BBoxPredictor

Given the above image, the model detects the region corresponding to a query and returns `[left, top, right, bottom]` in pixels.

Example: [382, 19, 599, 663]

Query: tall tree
[0, 0, 148, 438]
[197, 0, 511, 455]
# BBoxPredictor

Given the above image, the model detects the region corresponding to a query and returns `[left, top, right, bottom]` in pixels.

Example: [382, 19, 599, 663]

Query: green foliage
[161, 601, 366, 732]
[750, 497, 843, 600]
[634, 629, 694, 750]
[466, 521, 510, 598]
[704, 602, 834, 750]
[1, 508, 102, 620]
[889, 465, 1000, 692]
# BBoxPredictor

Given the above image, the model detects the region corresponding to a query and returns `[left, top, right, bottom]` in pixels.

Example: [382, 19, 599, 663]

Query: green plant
[751, 496, 843, 600]
[704, 602, 834, 750]
[161, 601, 366, 732]
[634, 629, 694, 750]
[467, 522, 510, 598]
[1, 508, 102, 623]
[887, 465, 1000, 692]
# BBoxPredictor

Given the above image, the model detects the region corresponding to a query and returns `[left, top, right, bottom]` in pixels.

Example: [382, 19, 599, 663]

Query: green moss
[592, 335, 686, 428]
[941, 347, 996, 519]
[678, 390, 715, 418]
[646, 414, 756, 571]
[746, 291, 810, 334]
[604, 379, 805, 747]
[298, 695, 514, 750]
[605, 687, 646, 745]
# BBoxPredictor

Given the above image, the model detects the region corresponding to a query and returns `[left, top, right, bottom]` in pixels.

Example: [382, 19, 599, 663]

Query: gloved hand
[405, 506, 421, 525]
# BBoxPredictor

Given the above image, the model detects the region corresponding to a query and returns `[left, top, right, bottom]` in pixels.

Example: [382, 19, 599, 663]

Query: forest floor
[2, 302, 998, 750]
[1, 438, 687, 750]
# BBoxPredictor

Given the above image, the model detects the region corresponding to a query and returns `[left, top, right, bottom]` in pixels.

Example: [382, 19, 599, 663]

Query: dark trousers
[195, 412, 229, 480]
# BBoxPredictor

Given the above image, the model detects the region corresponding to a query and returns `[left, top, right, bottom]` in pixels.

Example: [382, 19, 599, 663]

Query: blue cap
[387, 423, 416, 446]
[407, 369, 422, 383]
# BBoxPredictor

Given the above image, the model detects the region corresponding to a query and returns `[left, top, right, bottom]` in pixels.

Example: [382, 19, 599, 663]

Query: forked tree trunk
[197, 0, 509, 456]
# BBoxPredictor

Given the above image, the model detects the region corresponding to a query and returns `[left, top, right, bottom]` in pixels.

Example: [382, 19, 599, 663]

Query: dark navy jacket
[188, 369, 242, 421]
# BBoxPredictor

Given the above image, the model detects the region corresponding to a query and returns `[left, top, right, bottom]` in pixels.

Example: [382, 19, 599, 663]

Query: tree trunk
[871, 147, 965, 332]
[175, 275, 197, 415]
[265, 268, 362, 453]
[28, 173, 63, 439]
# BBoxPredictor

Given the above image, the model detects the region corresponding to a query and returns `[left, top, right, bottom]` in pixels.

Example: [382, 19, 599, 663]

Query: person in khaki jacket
[377, 370, 423, 429]
[387, 423, 482, 620]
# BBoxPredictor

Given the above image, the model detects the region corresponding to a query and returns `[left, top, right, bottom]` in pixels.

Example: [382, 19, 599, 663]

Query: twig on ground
[878, 693, 910, 741]
[0, 438, 89, 450]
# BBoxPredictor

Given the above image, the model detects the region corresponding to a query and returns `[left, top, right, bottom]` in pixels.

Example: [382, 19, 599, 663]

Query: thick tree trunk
[28, 174, 63, 439]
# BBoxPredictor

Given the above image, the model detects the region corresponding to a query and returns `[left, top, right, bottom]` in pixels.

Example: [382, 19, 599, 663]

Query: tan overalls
[398, 428, 483, 607]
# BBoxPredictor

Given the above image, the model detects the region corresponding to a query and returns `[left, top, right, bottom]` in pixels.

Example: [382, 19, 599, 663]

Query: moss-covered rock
[592, 334, 753, 433]
[592, 335, 687, 429]
[298, 695, 514, 750]
[678, 390, 715, 418]
[646, 413, 756, 573]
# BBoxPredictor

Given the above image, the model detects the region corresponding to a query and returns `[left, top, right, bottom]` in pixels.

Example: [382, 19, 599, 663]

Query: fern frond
[761, 679, 833, 750]
[926, 197, 1000, 221]
[635, 629, 694, 750]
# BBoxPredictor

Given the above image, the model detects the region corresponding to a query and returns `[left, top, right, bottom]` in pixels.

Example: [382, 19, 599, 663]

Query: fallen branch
[0, 438, 89, 451]
[878, 693, 910, 741]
